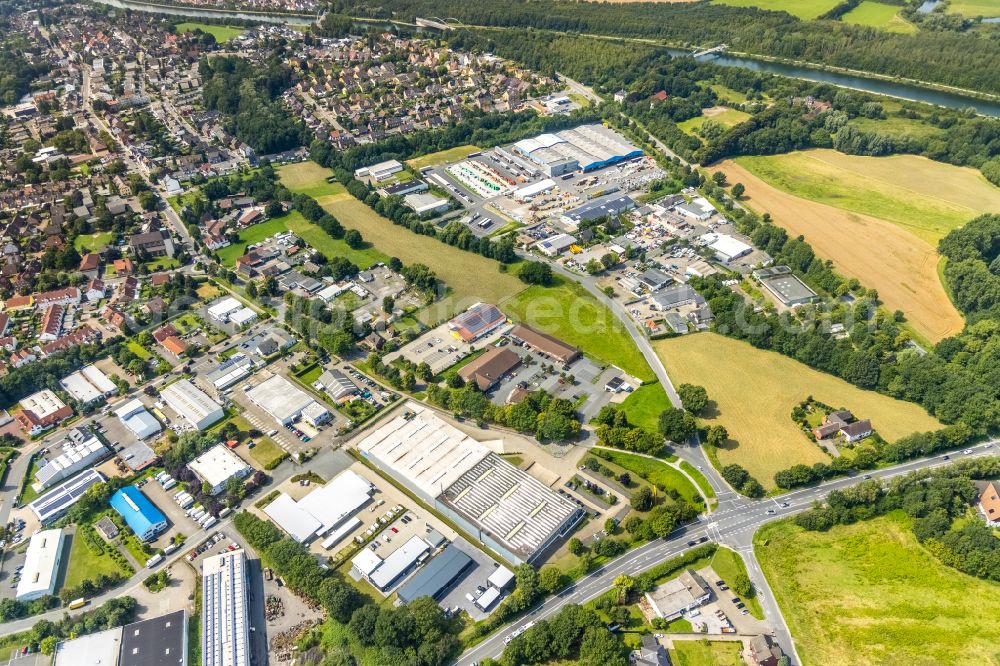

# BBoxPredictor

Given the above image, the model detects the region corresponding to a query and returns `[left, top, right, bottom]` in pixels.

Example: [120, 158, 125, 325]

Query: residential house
[977, 481, 1000, 526]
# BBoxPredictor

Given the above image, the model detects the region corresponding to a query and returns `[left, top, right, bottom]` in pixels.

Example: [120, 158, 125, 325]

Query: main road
[457, 442, 998, 666]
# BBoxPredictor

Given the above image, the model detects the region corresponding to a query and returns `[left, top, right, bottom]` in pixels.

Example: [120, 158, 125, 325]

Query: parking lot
[386, 323, 506, 376]
[483, 341, 624, 423]
[435, 537, 510, 621]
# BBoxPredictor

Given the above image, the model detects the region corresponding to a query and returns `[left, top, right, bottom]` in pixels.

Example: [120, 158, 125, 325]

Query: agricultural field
[501, 276, 654, 381]
[277, 161, 345, 200]
[756, 513, 1000, 665]
[175, 22, 244, 43]
[74, 232, 113, 253]
[677, 107, 751, 136]
[840, 1, 918, 32]
[668, 639, 744, 666]
[404, 145, 481, 170]
[711, 0, 841, 19]
[280, 161, 527, 323]
[654, 334, 942, 488]
[732, 150, 1000, 243]
[946, 0, 1000, 16]
[713, 155, 975, 342]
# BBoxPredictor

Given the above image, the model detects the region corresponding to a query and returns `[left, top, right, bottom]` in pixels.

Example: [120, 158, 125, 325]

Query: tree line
[331, 0, 1000, 96]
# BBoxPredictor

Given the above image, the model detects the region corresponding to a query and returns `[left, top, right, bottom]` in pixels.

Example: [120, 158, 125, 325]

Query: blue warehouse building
[512, 124, 644, 177]
[111, 486, 168, 541]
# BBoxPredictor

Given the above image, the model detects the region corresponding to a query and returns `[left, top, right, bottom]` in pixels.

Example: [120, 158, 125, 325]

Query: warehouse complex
[245, 374, 331, 426]
[160, 379, 224, 430]
[203, 550, 250, 666]
[115, 398, 163, 440]
[52, 610, 187, 666]
[189, 444, 253, 495]
[33, 427, 108, 492]
[356, 403, 583, 564]
[58, 364, 118, 405]
[263, 469, 373, 545]
[512, 124, 643, 177]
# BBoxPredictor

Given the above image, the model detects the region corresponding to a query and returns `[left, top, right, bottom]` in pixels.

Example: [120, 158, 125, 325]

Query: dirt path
[713, 160, 965, 343]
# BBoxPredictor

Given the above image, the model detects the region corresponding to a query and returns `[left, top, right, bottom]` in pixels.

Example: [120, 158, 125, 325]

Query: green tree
[677, 383, 708, 414]
[568, 537, 585, 556]
[731, 182, 745, 199]
[734, 572, 753, 597]
[706, 424, 728, 447]
[612, 574, 635, 604]
[539, 566, 565, 594]
[658, 407, 696, 443]
[518, 261, 553, 285]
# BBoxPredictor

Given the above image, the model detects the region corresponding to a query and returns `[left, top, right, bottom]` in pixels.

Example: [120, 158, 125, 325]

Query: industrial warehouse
[160, 379, 225, 431]
[511, 124, 643, 176]
[202, 550, 250, 666]
[263, 469, 373, 545]
[355, 403, 583, 564]
[245, 374, 331, 426]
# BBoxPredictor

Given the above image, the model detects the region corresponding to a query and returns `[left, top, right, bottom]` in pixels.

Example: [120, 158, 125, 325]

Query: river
[92, 0, 1000, 116]
[673, 50, 1000, 117]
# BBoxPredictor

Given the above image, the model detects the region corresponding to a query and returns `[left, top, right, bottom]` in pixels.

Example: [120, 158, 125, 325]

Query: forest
[199, 54, 308, 154]
[0, 43, 49, 105]
[938, 214, 1000, 321]
[331, 0, 1000, 95]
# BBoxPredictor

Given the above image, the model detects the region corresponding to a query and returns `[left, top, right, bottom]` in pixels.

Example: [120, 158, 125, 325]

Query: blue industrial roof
[396, 544, 474, 603]
[110, 486, 166, 537]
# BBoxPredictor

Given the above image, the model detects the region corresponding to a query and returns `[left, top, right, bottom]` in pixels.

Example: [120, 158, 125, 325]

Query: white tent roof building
[263, 469, 373, 543]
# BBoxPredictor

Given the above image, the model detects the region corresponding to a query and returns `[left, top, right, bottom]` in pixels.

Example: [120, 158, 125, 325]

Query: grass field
[711, 0, 840, 19]
[249, 438, 286, 469]
[668, 639, 744, 666]
[62, 532, 125, 590]
[946, 0, 1000, 16]
[127, 340, 153, 360]
[74, 232, 113, 253]
[654, 334, 942, 489]
[714, 153, 980, 342]
[616, 382, 669, 431]
[196, 283, 222, 300]
[404, 145, 481, 170]
[501, 276, 654, 381]
[677, 107, 751, 136]
[733, 150, 1000, 243]
[840, 1, 917, 32]
[709, 84, 748, 104]
[848, 114, 944, 141]
[756, 513, 1000, 665]
[175, 22, 244, 42]
[594, 449, 701, 505]
[280, 161, 527, 323]
[284, 210, 388, 269]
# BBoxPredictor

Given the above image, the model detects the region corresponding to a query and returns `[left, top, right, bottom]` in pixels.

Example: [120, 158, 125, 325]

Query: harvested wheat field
[713, 158, 967, 343]
[655, 334, 942, 489]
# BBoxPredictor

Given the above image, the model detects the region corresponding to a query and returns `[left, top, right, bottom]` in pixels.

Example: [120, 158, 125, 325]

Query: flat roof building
[509, 324, 581, 364]
[206, 354, 255, 391]
[561, 194, 636, 228]
[536, 233, 576, 257]
[513, 124, 642, 176]
[119, 609, 188, 666]
[703, 233, 752, 263]
[111, 486, 168, 541]
[645, 569, 711, 621]
[207, 297, 243, 322]
[189, 444, 253, 495]
[52, 627, 123, 666]
[160, 379, 224, 431]
[245, 374, 331, 426]
[59, 365, 118, 405]
[30, 469, 106, 525]
[202, 550, 250, 666]
[355, 159, 403, 182]
[357, 403, 583, 564]
[404, 192, 450, 216]
[396, 543, 474, 604]
[115, 398, 163, 440]
[17, 389, 73, 435]
[754, 266, 819, 307]
[313, 369, 357, 402]
[353, 535, 431, 593]
[458, 346, 522, 391]
[263, 469, 373, 543]
[448, 303, 507, 342]
[16, 528, 65, 600]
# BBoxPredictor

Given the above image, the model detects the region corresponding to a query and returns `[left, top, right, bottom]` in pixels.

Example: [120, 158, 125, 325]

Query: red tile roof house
[978, 481, 1000, 527]
[16, 389, 73, 435]
[162, 335, 189, 357]
[79, 253, 102, 278]
[153, 323, 179, 343]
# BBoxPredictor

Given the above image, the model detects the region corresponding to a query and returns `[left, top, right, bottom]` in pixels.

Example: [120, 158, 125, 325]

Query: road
[0, 445, 343, 637]
[457, 443, 999, 666]
[81, 65, 194, 249]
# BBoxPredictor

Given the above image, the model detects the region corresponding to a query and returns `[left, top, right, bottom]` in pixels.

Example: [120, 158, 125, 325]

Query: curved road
[458, 443, 998, 666]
